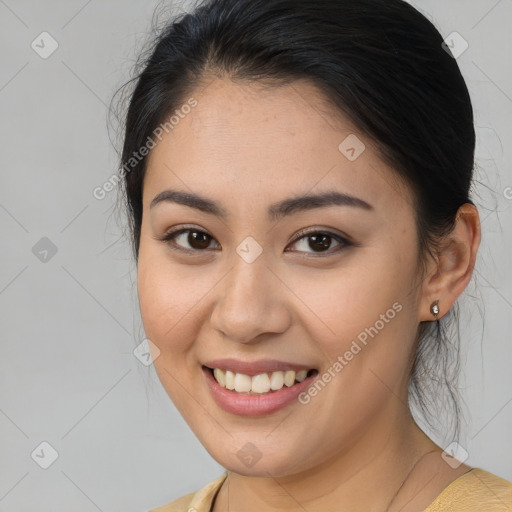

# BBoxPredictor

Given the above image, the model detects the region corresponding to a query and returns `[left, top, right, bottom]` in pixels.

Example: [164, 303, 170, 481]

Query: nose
[209, 250, 292, 344]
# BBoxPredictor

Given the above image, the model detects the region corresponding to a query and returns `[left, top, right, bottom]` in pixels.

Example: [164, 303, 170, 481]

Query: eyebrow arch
[150, 188, 373, 221]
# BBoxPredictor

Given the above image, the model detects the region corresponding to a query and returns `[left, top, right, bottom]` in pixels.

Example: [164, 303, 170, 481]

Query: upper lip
[203, 358, 316, 376]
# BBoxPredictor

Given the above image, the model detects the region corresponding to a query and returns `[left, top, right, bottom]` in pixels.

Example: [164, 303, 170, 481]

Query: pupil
[310, 234, 330, 251]
[190, 231, 210, 249]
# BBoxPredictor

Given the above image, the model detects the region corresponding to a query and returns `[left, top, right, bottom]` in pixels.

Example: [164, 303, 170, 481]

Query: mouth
[202, 362, 319, 416]
[203, 366, 318, 395]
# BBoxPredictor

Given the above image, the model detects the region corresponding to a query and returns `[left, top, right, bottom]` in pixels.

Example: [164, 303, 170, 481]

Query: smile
[202, 362, 319, 416]
[209, 367, 315, 394]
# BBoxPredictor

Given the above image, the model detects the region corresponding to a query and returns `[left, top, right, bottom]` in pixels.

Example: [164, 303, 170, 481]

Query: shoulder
[147, 491, 196, 512]
[147, 472, 228, 512]
[424, 468, 512, 511]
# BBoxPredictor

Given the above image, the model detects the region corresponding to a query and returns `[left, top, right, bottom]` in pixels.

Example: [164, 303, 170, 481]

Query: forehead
[143, 77, 412, 215]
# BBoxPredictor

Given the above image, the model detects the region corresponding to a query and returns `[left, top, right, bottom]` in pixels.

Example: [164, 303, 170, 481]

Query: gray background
[0, 1, 510, 511]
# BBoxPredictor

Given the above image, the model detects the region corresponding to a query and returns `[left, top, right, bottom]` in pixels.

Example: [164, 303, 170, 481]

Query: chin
[202, 437, 308, 478]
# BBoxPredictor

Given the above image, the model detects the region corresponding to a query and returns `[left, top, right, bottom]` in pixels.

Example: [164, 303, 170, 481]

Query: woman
[116, 0, 512, 510]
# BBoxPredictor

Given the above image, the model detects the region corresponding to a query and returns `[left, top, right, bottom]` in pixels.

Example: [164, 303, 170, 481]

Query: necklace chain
[217, 449, 440, 512]
[383, 449, 439, 512]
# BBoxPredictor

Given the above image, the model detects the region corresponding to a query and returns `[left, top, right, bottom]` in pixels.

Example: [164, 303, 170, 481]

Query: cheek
[287, 247, 415, 349]
[288, 247, 418, 412]
[136, 247, 202, 359]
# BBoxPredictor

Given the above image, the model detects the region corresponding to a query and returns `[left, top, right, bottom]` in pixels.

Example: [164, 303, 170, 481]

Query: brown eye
[157, 226, 351, 257]
[307, 234, 333, 252]
[186, 230, 212, 250]
[158, 228, 219, 252]
[287, 230, 351, 255]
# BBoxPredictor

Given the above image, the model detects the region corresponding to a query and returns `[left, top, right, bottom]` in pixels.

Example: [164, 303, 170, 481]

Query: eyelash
[156, 225, 353, 257]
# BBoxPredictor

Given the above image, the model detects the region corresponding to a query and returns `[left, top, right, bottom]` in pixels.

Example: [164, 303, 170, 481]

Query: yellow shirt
[149, 468, 512, 511]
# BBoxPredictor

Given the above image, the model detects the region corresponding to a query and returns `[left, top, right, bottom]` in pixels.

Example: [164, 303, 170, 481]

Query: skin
[137, 77, 481, 511]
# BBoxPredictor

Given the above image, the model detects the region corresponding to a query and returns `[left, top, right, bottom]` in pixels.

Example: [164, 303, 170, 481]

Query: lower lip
[202, 366, 318, 417]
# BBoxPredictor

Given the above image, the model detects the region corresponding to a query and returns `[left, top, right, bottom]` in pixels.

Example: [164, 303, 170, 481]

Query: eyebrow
[150, 188, 373, 221]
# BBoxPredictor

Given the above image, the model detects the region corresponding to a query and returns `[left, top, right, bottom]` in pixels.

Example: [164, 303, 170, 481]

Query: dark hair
[114, 0, 476, 442]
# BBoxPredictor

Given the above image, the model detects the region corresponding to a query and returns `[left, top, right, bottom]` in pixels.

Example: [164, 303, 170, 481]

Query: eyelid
[155, 224, 219, 254]
[156, 224, 353, 256]
[289, 226, 352, 245]
[285, 227, 352, 256]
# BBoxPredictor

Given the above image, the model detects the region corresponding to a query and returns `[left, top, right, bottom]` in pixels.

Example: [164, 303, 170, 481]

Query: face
[137, 77, 425, 477]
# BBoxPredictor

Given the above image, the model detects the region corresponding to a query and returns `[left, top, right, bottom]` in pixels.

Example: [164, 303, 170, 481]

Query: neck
[213, 411, 440, 512]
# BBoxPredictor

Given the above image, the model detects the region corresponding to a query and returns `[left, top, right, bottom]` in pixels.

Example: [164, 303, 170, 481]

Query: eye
[156, 226, 352, 257]
[286, 229, 351, 256]
[156, 226, 220, 253]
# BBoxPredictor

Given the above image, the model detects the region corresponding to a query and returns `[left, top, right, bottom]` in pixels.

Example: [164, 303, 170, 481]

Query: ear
[419, 203, 481, 321]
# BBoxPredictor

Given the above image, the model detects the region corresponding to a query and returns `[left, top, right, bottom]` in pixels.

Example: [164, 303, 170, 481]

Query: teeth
[270, 371, 284, 390]
[284, 370, 295, 387]
[213, 368, 226, 387]
[251, 373, 271, 393]
[234, 373, 252, 393]
[296, 370, 308, 382]
[225, 370, 235, 390]
[211, 368, 313, 394]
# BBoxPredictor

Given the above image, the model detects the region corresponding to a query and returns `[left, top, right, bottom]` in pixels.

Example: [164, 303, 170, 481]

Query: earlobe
[419, 203, 481, 322]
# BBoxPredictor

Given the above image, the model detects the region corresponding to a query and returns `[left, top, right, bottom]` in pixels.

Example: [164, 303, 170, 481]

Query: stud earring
[430, 300, 439, 319]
